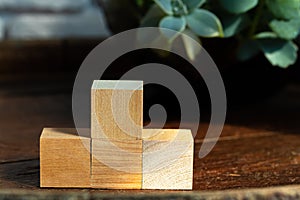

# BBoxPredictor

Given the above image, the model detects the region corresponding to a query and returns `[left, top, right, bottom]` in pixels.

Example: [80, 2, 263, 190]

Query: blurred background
[0, 0, 299, 123]
[0, 0, 110, 94]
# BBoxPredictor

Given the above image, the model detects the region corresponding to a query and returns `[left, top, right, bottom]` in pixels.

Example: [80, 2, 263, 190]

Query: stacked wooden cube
[40, 80, 194, 189]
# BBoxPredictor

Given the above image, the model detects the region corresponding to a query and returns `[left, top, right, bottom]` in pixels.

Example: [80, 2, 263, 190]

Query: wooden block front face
[40, 128, 91, 188]
[91, 80, 143, 140]
[142, 129, 194, 190]
[92, 138, 143, 189]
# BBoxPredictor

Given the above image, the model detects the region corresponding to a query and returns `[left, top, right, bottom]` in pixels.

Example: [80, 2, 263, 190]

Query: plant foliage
[139, 0, 300, 68]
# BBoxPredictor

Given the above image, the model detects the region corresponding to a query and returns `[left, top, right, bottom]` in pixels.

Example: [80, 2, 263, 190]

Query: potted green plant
[101, 0, 300, 68]
[98, 0, 300, 107]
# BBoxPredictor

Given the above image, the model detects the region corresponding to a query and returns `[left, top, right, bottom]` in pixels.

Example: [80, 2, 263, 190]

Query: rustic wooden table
[0, 81, 300, 199]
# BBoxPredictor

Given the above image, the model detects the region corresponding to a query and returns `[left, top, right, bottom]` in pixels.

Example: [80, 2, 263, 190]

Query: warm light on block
[91, 138, 143, 189]
[40, 128, 91, 188]
[40, 80, 194, 190]
[91, 80, 143, 140]
[142, 129, 194, 190]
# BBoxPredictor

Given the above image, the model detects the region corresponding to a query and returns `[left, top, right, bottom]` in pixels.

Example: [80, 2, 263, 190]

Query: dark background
[1, 37, 299, 123]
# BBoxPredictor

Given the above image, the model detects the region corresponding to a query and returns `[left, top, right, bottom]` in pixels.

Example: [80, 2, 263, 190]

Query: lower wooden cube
[40, 128, 193, 190]
[40, 128, 91, 188]
[142, 129, 194, 190]
[91, 138, 143, 189]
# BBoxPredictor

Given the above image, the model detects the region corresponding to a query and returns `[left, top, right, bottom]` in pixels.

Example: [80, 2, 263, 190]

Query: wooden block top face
[91, 81, 143, 140]
[142, 129, 193, 141]
[142, 129, 194, 190]
[41, 128, 90, 139]
[92, 138, 142, 189]
[92, 80, 143, 90]
[40, 128, 91, 188]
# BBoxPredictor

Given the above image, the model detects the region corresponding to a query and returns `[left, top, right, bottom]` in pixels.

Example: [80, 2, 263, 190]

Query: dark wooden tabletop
[1, 81, 300, 199]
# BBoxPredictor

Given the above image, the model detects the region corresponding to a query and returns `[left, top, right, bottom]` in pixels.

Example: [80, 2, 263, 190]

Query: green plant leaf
[222, 14, 249, 37]
[181, 0, 206, 12]
[181, 29, 202, 60]
[170, 0, 189, 15]
[186, 9, 224, 37]
[266, 0, 300, 19]
[159, 16, 186, 39]
[258, 39, 298, 68]
[254, 32, 278, 39]
[219, 0, 258, 14]
[270, 19, 300, 40]
[237, 40, 260, 61]
[154, 0, 173, 15]
[140, 4, 165, 27]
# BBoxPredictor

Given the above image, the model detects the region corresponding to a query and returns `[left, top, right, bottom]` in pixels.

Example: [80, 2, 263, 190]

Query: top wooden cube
[91, 80, 143, 140]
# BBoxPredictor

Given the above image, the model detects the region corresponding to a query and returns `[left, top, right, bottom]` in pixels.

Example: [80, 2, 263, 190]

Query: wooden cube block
[40, 128, 91, 188]
[40, 80, 195, 190]
[91, 80, 143, 140]
[142, 129, 194, 190]
[91, 138, 143, 189]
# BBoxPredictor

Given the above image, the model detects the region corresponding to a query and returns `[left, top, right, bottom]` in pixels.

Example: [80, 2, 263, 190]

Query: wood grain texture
[2, 84, 300, 195]
[91, 80, 143, 140]
[195, 133, 300, 190]
[2, 185, 300, 200]
[40, 128, 91, 188]
[91, 138, 143, 189]
[142, 129, 194, 190]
